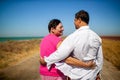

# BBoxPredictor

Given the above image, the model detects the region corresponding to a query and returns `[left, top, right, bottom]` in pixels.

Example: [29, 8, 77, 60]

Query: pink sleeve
[53, 37, 62, 48]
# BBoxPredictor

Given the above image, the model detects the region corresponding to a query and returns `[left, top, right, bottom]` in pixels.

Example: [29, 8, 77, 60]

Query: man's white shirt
[45, 26, 103, 80]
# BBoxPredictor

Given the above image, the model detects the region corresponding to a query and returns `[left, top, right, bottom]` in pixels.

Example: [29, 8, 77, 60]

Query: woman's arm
[57, 41, 95, 68]
[64, 57, 95, 68]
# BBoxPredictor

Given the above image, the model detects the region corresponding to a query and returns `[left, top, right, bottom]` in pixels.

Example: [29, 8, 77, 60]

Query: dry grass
[0, 38, 120, 70]
[102, 39, 120, 70]
[0, 39, 41, 69]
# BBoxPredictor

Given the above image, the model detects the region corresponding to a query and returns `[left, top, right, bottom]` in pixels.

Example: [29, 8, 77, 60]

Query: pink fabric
[40, 75, 66, 80]
[40, 34, 64, 77]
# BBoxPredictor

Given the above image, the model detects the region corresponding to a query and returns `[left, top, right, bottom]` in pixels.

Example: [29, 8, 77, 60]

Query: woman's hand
[64, 57, 96, 69]
[85, 60, 96, 69]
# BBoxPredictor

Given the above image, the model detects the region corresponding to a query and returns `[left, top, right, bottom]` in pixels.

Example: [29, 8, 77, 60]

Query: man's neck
[79, 22, 88, 29]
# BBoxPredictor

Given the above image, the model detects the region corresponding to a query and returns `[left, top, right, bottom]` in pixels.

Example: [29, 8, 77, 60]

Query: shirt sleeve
[83, 36, 103, 71]
[96, 46, 103, 71]
[82, 36, 103, 79]
[44, 33, 76, 69]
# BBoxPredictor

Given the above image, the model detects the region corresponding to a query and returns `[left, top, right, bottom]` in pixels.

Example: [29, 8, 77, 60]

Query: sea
[0, 36, 43, 42]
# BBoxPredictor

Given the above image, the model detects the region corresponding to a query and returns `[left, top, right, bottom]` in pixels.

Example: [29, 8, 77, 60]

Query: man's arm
[44, 34, 76, 68]
[40, 39, 95, 68]
[83, 36, 103, 75]
[39, 56, 46, 65]
[40, 56, 95, 68]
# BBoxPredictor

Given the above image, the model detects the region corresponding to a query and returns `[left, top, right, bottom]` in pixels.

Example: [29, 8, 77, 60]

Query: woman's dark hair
[75, 10, 89, 24]
[48, 19, 61, 32]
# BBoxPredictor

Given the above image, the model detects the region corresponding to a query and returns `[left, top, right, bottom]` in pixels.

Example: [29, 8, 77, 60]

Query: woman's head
[48, 19, 64, 36]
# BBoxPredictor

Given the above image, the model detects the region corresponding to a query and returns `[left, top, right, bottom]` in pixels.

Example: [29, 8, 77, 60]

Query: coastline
[0, 36, 43, 42]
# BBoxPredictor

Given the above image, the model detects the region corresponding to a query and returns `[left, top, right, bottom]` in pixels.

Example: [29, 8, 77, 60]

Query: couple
[39, 10, 103, 80]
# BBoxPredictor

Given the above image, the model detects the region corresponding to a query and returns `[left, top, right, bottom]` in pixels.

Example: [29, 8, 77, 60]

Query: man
[44, 10, 103, 80]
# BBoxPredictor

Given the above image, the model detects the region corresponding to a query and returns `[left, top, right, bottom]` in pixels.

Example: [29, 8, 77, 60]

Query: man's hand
[39, 56, 46, 66]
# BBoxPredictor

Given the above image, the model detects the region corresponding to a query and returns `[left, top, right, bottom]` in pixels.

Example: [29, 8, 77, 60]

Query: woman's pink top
[40, 34, 64, 76]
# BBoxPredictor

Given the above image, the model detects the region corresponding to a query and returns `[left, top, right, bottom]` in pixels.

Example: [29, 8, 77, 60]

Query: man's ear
[78, 18, 81, 23]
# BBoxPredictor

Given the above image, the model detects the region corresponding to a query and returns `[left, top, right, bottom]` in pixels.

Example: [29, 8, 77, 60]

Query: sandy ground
[0, 53, 40, 80]
[0, 53, 120, 80]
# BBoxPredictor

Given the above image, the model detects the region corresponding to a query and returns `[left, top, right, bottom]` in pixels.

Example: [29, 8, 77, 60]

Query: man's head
[74, 10, 89, 29]
[48, 19, 64, 37]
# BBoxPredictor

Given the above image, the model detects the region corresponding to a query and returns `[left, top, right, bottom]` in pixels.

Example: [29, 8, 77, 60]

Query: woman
[39, 19, 95, 80]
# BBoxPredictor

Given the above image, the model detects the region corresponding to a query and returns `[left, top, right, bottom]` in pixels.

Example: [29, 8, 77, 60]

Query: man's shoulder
[89, 29, 100, 36]
[89, 29, 101, 40]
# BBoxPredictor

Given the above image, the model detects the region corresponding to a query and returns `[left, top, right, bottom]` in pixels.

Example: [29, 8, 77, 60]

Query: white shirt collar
[77, 26, 89, 31]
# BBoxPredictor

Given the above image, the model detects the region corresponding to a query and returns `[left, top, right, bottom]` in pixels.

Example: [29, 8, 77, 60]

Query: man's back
[73, 26, 101, 61]
[56, 26, 103, 79]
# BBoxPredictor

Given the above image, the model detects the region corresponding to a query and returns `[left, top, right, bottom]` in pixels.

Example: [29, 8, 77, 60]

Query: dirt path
[0, 53, 120, 80]
[0, 53, 40, 80]
[101, 59, 120, 80]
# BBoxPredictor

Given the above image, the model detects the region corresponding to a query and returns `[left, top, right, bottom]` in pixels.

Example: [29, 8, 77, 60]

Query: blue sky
[0, 0, 120, 37]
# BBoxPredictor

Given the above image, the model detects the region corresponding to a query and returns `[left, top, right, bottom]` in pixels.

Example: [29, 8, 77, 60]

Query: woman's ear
[51, 27, 55, 33]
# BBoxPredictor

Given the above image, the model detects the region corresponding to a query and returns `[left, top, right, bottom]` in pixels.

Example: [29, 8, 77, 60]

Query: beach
[0, 37, 120, 80]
